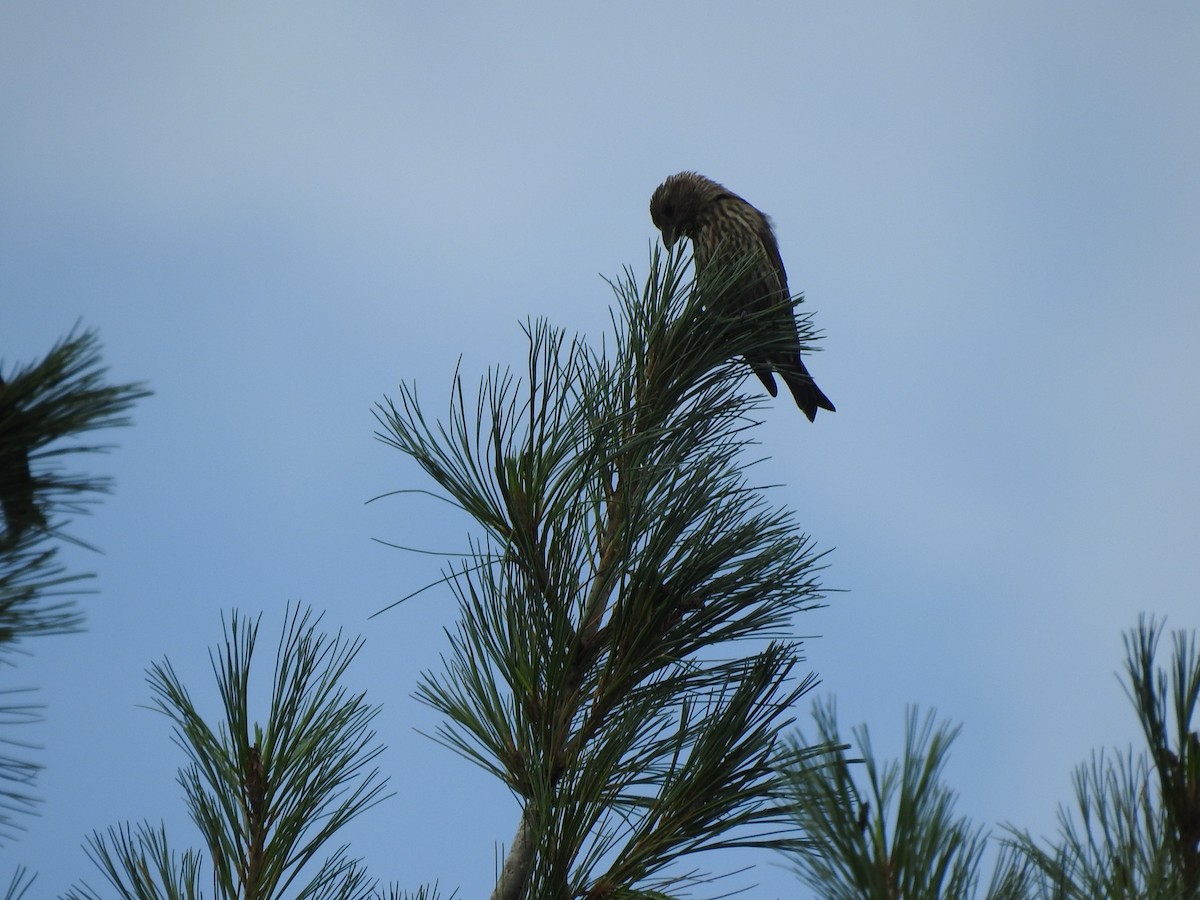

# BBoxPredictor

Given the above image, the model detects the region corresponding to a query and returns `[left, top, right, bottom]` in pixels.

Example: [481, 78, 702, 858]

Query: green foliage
[781, 700, 1032, 900]
[1007, 616, 1200, 899]
[372, 882, 457, 900]
[66, 606, 390, 900]
[375, 247, 828, 898]
[0, 325, 149, 847]
[0, 324, 151, 654]
[780, 617, 1200, 900]
[0, 324, 151, 557]
[1, 868, 35, 900]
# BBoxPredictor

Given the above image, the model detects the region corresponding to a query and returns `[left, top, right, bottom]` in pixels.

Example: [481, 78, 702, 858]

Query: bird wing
[754, 211, 789, 299]
[747, 210, 804, 358]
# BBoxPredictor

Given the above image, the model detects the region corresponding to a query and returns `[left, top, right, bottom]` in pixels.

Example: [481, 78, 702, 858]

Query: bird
[649, 171, 835, 421]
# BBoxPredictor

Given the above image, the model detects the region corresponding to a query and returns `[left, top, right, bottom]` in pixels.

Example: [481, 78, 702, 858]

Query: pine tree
[0, 326, 148, 860]
[780, 617, 1200, 900]
[65, 606, 397, 900]
[374, 247, 830, 898]
[780, 701, 1033, 900]
[1008, 617, 1200, 899]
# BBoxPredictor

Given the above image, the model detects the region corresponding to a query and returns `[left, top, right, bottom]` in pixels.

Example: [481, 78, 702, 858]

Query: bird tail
[783, 369, 835, 423]
[749, 361, 778, 398]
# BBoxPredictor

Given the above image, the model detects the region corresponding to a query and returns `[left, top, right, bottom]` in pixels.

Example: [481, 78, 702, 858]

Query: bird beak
[660, 227, 677, 249]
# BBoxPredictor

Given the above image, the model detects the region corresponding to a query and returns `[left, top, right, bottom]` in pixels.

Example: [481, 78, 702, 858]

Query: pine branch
[378, 247, 828, 897]
[0, 325, 149, 845]
[1005, 617, 1200, 898]
[0, 324, 150, 550]
[0, 867, 36, 900]
[781, 701, 999, 900]
[67, 605, 390, 900]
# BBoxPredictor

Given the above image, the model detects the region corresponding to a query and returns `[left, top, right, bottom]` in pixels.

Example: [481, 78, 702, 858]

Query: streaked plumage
[649, 171, 835, 421]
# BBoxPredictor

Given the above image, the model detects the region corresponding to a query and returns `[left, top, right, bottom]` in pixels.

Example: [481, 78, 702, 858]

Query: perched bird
[649, 171, 835, 421]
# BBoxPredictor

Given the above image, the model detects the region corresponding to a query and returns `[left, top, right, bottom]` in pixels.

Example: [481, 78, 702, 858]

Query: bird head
[650, 171, 723, 250]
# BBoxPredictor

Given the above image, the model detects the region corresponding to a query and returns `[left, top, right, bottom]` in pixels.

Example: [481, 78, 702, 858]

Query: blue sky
[3, 3, 1199, 896]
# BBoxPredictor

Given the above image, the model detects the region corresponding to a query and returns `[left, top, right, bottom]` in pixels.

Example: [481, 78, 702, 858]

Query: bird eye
[663, 203, 675, 217]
